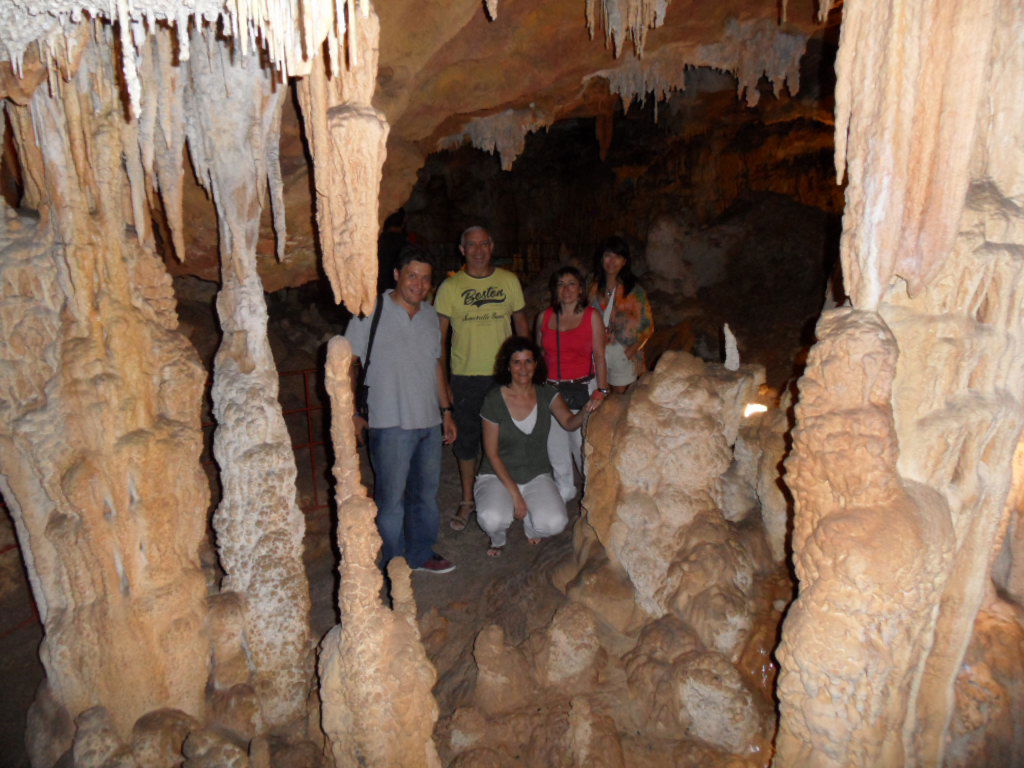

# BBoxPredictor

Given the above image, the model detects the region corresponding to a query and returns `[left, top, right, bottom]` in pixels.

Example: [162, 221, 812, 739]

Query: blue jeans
[368, 425, 442, 570]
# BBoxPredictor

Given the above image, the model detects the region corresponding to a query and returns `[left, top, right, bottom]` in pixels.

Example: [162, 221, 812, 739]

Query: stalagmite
[184, 31, 313, 729]
[776, 309, 954, 767]
[297, 8, 388, 316]
[723, 324, 739, 370]
[0, 30, 210, 755]
[321, 337, 442, 768]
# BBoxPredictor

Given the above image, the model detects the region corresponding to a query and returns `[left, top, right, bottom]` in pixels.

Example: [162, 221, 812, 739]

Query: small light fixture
[744, 403, 768, 418]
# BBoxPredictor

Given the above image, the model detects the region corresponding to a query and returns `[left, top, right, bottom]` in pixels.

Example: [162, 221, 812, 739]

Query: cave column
[776, 0, 1024, 765]
[0, 33, 210, 762]
[183, 32, 313, 729]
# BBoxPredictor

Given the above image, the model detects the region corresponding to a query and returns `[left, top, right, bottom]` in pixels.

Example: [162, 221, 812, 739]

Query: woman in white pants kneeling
[475, 337, 603, 557]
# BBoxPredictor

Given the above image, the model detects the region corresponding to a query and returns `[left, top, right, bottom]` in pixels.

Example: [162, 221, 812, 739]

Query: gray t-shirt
[345, 291, 442, 430]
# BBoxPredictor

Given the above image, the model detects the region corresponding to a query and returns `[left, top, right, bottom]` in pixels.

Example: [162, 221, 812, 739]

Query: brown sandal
[449, 501, 474, 531]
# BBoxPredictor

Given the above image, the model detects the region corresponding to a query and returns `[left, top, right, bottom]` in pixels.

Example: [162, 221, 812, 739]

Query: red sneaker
[414, 556, 456, 574]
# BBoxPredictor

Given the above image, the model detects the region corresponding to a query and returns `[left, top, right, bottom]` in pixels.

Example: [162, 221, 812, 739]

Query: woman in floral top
[588, 236, 654, 393]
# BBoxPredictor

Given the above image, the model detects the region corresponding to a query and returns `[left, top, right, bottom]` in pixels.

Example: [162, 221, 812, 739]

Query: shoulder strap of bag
[363, 294, 385, 373]
[555, 309, 562, 380]
[587, 306, 595, 378]
[602, 287, 615, 327]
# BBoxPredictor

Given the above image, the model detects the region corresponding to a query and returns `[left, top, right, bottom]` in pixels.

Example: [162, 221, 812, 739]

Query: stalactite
[183, 29, 314, 730]
[296, 7, 387, 316]
[438, 107, 550, 172]
[586, 18, 807, 113]
[833, 0, 998, 307]
[150, 29, 187, 261]
[0, 0, 363, 119]
[320, 337, 442, 768]
[585, 0, 668, 58]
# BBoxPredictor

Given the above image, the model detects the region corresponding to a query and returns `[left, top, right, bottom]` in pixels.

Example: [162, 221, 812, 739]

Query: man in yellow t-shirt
[435, 226, 528, 531]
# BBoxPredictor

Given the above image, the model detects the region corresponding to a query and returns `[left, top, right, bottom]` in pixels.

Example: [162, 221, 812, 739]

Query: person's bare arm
[550, 391, 600, 432]
[592, 311, 609, 392]
[512, 309, 529, 338]
[437, 359, 456, 445]
[438, 313, 453, 403]
[482, 417, 528, 519]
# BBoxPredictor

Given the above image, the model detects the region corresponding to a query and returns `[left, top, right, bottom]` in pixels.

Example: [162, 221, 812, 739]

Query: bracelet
[440, 406, 453, 414]
[597, 387, 610, 395]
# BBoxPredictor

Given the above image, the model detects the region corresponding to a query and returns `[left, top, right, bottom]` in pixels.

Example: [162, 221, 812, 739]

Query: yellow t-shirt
[434, 267, 525, 376]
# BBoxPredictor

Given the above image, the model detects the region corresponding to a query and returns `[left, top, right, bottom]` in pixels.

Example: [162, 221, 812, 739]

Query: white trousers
[474, 473, 568, 547]
[547, 414, 583, 503]
[546, 378, 594, 502]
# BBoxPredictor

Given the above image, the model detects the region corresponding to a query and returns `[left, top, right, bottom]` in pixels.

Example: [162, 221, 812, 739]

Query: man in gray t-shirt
[345, 246, 457, 574]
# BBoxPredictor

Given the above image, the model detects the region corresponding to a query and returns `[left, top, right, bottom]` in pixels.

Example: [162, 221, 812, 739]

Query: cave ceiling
[0, 0, 833, 291]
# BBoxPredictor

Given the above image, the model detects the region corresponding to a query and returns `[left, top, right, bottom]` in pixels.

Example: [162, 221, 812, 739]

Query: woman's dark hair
[594, 235, 637, 296]
[548, 266, 585, 314]
[493, 336, 548, 385]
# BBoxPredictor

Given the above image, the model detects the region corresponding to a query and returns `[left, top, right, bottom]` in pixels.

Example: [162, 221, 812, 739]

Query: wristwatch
[441, 406, 454, 414]
[597, 387, 610, 395]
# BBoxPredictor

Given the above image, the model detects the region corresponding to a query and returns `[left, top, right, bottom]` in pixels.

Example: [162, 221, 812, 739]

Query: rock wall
[0, 32, 210, 757]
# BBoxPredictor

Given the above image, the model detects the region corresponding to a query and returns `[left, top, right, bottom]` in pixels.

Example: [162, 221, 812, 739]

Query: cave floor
[310, 440, 579, 725]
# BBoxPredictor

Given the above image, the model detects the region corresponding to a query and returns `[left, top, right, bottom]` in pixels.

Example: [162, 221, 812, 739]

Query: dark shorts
[451, 374, 494, 461]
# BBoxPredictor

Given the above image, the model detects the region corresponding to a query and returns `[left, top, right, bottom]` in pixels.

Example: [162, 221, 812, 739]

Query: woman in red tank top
[536, 266, 609, 502]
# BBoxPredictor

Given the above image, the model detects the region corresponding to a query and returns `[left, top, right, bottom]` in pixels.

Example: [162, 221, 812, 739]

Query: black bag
[556, 380, 591, 410]
[355, 296, 385, 418]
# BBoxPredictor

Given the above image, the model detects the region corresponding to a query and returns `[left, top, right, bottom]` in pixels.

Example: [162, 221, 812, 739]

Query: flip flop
[449, 501, 474, 531]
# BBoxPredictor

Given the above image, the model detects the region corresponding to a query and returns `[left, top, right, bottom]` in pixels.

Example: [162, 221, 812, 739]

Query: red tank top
[540, 307, 595, 381]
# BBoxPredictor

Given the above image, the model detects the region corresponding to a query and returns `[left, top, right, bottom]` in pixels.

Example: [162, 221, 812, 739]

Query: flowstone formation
[0, 5, 365, 763]
[776, 0, 1024, 765]
[0, 33, 211, 764]
[439, 352, 787, 766]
